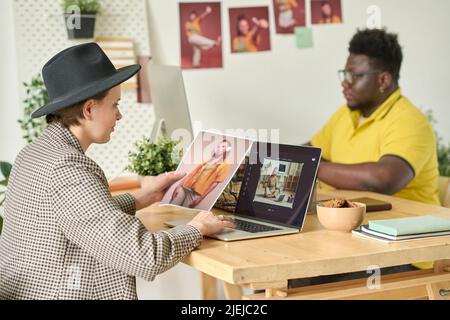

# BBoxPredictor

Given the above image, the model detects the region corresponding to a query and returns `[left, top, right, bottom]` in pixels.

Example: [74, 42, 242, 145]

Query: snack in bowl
[317, 199, 366, 232]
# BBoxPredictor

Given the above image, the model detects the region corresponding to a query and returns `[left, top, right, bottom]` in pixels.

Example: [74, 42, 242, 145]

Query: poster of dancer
[311, 0, 343, 25]
[273, 0, 306, 34]
[179, 2, 222, 69]
[229, 7, 271, 53]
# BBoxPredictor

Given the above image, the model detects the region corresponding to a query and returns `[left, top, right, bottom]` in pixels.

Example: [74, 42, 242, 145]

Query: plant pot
[64, 13, 97, 39]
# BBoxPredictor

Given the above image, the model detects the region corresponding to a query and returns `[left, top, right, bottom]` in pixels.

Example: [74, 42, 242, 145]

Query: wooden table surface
[135, 189, 450, 287]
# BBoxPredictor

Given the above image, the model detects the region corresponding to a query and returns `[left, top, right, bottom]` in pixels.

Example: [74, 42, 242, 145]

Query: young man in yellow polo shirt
[293, 29, 440, 283]
[310, 29, 440, 206]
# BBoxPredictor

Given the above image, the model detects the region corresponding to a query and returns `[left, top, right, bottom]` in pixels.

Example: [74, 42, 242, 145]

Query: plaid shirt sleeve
[112, 194, 136, 216]
[50, 154, 203, 281]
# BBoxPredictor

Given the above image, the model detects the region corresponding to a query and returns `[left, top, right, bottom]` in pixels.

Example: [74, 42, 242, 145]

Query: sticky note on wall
[295, 27, 313, 49]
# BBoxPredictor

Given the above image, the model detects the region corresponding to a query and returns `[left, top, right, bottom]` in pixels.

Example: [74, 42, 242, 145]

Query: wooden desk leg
[427, 259, 450, 300]
[242, 281, 288, 299]
[223, 282, 244, 300]
[265, 287, 288, 298]
[201, 273, 218, 300]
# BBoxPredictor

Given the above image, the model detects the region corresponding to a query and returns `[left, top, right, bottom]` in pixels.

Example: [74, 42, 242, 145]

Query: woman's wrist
[130, 189, 150, 211]
[188, 221, 205, 235]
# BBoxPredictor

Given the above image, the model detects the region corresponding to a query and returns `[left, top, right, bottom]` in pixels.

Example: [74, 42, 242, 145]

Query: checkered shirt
[0, 122, 202, 300]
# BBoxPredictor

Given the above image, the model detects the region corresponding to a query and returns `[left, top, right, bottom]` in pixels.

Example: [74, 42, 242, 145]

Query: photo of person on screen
[232, 14, 269, 52]
[253, 160, 304, 209]
[170, 139, 232, 208]
[264, 169, 280, 198]
[184, 5, 221, 67]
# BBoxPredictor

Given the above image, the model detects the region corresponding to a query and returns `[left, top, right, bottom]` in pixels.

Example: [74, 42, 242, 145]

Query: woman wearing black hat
[0, 43, 233, 300]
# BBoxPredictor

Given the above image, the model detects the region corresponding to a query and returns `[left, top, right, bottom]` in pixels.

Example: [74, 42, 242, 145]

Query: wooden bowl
[316, 202, 366, 232]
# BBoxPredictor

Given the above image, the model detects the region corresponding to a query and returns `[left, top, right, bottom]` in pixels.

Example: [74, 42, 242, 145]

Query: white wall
[0, 0, 23, 163]
[148, 0, 450, 144]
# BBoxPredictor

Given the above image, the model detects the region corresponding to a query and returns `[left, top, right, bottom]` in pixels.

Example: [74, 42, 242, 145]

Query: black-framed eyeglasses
[338, 69, 383, 85]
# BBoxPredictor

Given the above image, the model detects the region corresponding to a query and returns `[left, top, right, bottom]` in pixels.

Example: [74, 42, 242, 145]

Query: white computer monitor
[148, 64, 193, 143]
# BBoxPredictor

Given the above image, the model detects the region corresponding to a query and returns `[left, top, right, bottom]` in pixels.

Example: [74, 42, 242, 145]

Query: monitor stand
[150, 118, 167, 142]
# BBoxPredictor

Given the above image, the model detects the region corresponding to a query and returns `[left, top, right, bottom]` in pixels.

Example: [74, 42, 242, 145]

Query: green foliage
[127, 136, 183, 176]
[426, 110, 450, 177]
[18, 75, 48, 144]
[63, 0, 102, 14]
[0, 161, 13, 235]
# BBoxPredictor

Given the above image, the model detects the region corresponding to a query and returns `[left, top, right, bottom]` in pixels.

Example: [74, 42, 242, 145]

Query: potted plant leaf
[0, 161, 12, 236]
[18, 74, 49, 144]
[426, 110, 450, 177]
[63, 0, 102, 39]
[126, 136, 183, 183]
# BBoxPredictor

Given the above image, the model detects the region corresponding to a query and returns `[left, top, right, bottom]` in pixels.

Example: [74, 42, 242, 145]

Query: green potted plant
[18, 74, 49, 144]
[0, 161, 12, 236]
[426, 110, 450, 206]
[126, 136, 183, 180]
[63, 0, 102, 39]
[426, 110, 450, 177]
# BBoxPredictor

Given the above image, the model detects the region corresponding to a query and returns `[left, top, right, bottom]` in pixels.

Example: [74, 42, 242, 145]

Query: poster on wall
[179, 2, 223, 69]
[273, 0, 306, 34]
[311, 0, 343, 25]
[229, 7, 271, 53]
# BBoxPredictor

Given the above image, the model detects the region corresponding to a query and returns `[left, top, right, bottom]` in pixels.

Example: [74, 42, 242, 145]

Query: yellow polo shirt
[311, 89, 440, 206]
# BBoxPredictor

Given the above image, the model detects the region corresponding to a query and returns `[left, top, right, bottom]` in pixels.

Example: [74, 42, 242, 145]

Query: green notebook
[368, 215, 450, 236]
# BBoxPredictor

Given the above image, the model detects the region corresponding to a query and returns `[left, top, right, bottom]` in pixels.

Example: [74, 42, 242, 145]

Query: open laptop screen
[235, 142, 322, 229]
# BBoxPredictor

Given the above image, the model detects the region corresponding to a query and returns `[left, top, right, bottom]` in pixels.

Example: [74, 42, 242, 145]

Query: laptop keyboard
[233, 219, 281, 233]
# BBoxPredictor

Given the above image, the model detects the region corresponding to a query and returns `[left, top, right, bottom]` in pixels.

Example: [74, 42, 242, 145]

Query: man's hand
[188, 211, 235, 236]
[132, 172, 186, 210]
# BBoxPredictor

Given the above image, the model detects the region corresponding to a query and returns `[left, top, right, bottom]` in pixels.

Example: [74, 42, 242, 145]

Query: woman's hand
[252, 17, 268, 29]
[132, 172, 186, 210]
[258, 19, 269, 29]
[188, 211, 235, 236]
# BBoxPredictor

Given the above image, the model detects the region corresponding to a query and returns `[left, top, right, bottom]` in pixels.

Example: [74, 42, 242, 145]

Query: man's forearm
[318, 161, 386, 193]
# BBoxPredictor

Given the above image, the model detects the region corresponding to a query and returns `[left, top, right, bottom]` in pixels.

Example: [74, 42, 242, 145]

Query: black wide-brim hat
[31, 42, 141, 119]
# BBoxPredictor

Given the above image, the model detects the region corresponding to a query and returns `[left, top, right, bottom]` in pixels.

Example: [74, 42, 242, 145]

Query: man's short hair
[349, 28, 403, 81]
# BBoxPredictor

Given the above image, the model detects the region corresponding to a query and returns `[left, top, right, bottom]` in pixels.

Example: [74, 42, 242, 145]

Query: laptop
[165, 142, 322, 241]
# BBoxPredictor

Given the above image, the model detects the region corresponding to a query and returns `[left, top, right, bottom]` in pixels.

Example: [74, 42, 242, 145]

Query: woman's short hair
[46, 90, 109, 128]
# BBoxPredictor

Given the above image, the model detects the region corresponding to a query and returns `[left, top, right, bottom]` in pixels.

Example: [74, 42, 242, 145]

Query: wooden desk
[134, 190, 450, 300]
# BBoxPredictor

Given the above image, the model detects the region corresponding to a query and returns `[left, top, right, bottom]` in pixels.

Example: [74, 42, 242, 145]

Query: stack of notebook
[352, 215, 450, 242]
